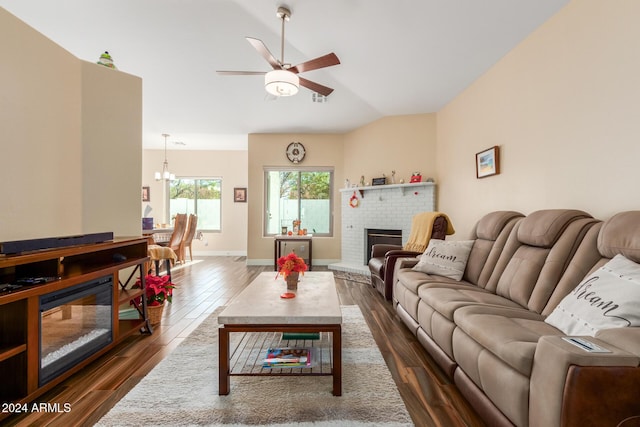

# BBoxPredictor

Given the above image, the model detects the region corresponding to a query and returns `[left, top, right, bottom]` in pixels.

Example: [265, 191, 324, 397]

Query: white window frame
[167, 177, 222, 232]
[263, 166, 334, 237]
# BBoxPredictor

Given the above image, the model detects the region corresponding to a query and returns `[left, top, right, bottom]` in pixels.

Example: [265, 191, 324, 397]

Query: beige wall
[247, 133, 344, 264]
[0, 8, 142, 242]
[0, 7, 82, 240]
[437, 0, 640, 239]
[142, 149, 248, 255]
[245, 116, 437, 265]
[82, 62, 142, 237]
[344, 113, 438, 186]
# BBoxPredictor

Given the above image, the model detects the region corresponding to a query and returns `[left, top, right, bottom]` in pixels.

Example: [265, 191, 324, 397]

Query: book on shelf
[262, 347, 312, 368]
[282, 332, 320, 340]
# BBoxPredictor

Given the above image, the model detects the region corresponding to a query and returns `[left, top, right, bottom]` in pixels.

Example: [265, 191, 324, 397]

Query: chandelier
[154, 133, 175, 181]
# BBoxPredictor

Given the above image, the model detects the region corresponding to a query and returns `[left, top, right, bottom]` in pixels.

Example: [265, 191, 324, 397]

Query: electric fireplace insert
[39, 275, 113, 386]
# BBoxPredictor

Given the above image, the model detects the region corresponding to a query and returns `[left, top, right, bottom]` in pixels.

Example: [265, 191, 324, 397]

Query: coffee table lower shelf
[218, 324, 342, 396]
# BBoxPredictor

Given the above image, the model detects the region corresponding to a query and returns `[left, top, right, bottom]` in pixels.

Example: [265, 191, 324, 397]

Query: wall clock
[286, 142, 306, 163]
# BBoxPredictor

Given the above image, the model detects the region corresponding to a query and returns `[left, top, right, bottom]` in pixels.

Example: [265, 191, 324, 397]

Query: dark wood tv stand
[0, 237, 151, 412]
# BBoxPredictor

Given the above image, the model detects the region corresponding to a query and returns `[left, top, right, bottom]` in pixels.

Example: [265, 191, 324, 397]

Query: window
[264, 167, 333, 236]
[169, 178, 221, 231]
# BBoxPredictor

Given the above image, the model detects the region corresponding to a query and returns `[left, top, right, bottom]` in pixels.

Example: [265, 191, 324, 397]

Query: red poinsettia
[132, 274, 176, 306]
[277, 252, 308, 279]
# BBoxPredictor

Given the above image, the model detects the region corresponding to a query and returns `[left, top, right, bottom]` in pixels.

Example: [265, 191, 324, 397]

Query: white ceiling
[1, 0, 568, 150]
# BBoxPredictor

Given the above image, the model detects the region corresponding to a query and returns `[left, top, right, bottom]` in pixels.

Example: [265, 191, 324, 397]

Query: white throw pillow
[412, 240, 474, 281]
[545, 254, 640, 336]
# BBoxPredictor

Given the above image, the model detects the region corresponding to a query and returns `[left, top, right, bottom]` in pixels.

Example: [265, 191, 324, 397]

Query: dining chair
[180, 214, 198, 262]
[155, 213, 187, 262]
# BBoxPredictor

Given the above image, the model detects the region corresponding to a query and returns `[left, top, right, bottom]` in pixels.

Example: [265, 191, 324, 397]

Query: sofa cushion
[545, 254, 640, 336]
[418, 286, 520, 321]
[516, 209, 591, 248]
[475, 210, 524, 241]
[454, 305, 560, 377]
[597, 211, 640, 262]
[492, 215, 598, 313]
[412, 240, 474, 281]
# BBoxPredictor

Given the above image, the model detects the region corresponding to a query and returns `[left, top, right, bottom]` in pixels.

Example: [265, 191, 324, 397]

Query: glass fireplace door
[39, 276, 113, 386]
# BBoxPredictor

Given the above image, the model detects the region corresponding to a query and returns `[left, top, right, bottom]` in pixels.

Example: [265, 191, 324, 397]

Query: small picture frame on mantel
[476, 146, 500, 179]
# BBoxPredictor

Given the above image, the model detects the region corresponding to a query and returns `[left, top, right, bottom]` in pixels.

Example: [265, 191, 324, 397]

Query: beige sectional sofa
[392, 209, 640, 427]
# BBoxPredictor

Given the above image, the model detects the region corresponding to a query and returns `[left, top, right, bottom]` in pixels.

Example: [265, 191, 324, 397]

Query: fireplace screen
[39, 276, 113, 386]
[364, 228, 402, 264]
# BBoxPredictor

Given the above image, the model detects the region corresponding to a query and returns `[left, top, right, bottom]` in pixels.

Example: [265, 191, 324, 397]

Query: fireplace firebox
[364, 228, 402, 265]
[39, 276, 113, 386]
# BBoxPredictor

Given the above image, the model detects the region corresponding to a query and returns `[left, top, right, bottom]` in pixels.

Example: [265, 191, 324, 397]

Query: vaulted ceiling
[1, 0, 568, 150]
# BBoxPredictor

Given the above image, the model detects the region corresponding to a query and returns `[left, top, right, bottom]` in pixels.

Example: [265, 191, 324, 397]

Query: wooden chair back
[167, 213, 187, 249]
[183, 214, 198, 246]
[181, 214, 198, 262]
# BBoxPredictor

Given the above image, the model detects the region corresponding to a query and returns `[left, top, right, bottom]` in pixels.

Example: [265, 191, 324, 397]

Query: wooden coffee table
[218, 271, 342, 396]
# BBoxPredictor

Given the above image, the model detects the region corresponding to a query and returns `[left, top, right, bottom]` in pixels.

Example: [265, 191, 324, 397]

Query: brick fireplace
[330, 183, 436, 274]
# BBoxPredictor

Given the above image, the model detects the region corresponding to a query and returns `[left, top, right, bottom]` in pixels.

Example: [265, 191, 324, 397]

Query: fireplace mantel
[339, 182, 434, 197]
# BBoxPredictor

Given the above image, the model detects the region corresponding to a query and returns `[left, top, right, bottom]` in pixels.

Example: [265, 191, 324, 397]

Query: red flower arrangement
[132, 274, 176, 306]
[277, 252, 308, 279]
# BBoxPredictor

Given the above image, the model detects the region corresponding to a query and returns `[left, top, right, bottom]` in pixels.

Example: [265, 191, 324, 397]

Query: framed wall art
[142, 186, 150, 202]
[234, 187, 247, 203]
[476, 146, 500, 179]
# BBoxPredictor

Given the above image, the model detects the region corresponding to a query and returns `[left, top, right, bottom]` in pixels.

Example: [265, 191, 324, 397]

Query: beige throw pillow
[545, 254, 640, 336]
[412, 240, 474, 281]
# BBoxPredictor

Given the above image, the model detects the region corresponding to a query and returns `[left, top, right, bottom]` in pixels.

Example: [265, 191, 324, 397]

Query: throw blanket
[148, 245, 178, 265]
[403, 212, 455, 252]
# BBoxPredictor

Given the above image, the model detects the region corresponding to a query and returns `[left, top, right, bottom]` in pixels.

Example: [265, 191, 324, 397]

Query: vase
[286, 272, 299, 290]
[147, 303, 165, 325]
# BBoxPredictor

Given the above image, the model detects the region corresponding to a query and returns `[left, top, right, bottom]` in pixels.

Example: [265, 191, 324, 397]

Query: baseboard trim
[246, 258, 340, 267]
[193, 250, 246, 257]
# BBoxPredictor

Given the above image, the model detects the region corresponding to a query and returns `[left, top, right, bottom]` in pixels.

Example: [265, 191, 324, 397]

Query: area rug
[332, 270, 371, 285]
[96, 305, 412, 426]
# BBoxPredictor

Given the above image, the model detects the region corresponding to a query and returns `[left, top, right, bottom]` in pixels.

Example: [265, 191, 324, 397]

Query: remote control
[562, 337, 611, 353]
[15, 276, 60, 286]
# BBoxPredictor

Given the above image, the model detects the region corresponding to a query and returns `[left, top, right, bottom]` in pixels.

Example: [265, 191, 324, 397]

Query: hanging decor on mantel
[349, 191, 359, 208]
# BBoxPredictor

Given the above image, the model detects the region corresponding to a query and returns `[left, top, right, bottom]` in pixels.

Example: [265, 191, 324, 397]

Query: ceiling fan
[216, 6, 340, 97]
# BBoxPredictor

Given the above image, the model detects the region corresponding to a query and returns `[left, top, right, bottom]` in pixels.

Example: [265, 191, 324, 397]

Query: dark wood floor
[4, 257, 485, 427]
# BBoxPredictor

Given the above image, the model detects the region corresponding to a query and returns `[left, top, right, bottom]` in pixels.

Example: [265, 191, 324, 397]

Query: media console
[0, 237, 151, 414]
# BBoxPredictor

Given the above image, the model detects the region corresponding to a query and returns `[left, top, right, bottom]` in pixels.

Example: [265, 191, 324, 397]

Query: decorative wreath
[349, 191, 359, 208]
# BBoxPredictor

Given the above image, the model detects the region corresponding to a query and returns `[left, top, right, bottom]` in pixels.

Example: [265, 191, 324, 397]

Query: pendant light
[155, 133, 175, 181]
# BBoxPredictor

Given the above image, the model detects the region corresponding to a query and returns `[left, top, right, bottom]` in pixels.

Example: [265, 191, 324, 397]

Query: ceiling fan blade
[289, 53, 340, 74]
[216, 70, 266, 76]
[299, 77, 334, 97]
[246, 37, 281, 70]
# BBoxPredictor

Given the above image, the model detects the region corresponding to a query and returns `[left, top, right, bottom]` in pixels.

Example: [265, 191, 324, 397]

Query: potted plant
[132, 275, 175, 324]
[277, 252, 308, 290]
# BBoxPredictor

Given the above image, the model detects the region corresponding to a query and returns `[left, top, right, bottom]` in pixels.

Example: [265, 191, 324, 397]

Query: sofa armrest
[392, 257, 421, 307]
[384, 249, 423, 258]
[370, 244, 402, 258]
[595, 327, 640, 355]
[530, 335, 639, 427]
[395, 257, 420, 270]
[383, 251, 423, 285]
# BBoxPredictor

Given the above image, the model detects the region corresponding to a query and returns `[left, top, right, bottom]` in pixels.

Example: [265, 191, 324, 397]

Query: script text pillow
[545, 254, 640, 336]
[412, 240, 474, 281]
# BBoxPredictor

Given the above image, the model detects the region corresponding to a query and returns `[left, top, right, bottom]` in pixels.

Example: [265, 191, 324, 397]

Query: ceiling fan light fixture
[265, 69, 299, 96]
